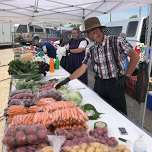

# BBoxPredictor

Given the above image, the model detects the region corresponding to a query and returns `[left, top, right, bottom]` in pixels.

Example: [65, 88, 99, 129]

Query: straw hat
[84, 17, 104, 32]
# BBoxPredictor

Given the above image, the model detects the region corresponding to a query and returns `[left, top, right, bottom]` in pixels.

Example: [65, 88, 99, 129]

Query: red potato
[15, 131, 27, 146]
[15, 147, 26, 152]
[5, 127, 16, 136]
[25, 126, 36, 135]
[107, 137, 118, 147]
[3, 136, 15, 148]
[37, 129, 48, 141]
[27, 134, 37, 144]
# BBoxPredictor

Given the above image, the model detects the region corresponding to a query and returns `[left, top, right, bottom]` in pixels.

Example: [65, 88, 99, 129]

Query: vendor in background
[56, 17, 140, 115]
[42, 41, 56, 59]
[61, 28, 88, 84]
[36, 40, 57, 59]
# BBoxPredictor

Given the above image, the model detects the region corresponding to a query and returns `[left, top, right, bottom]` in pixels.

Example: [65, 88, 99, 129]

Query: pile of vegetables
[9, 106, 88, 129]
[3, 124, 49, 151]
[36, 61, 49, 76]
[15, 79, 58, 91]
[58, 86, 82, 105]
[63, 143, 131, 152]
[8, 60, 42, 81]
[8, 60, 50, 81]
[89, 128, 118, 147]
[58, 127, 117, 149]
[15, 80, 40, 91]
[60, 127, 130, 152]
[36, 89, 63, 101]
[8, 89, 35, 107]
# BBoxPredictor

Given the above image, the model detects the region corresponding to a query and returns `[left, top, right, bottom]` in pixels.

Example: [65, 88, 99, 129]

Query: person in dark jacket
[41, 41, 56, 58]
[60, 28, 88, 84]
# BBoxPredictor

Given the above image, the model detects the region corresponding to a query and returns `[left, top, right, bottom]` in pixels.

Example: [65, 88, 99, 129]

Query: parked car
[15, 24, 49, 44]
[105, 16, 151, 52]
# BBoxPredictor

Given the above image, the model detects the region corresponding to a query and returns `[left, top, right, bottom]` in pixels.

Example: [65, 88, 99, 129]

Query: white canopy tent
[0, 0, 151, 24]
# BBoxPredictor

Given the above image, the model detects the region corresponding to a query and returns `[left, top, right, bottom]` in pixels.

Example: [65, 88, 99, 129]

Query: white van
[0, 22, 12, 46]
[105, 17, 149, 51]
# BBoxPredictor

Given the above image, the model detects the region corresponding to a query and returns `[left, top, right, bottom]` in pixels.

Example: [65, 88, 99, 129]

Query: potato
[27, 134, 37, 144]
[72, 145, 80, 151]
[37, 129, 47, 140]
[40, 146, 53, 152]
[63, 146, 71, 152]
[124, 149, 131, 152]
[89, 142, 101, 148]
[16, 131, 26, 146]
[77, 150, 85, 152]
[115, 144, 126, 151]
[102, 145, 109, 152]
[80, 143, 88, 150]
[69, 150, 78, 152]
[95, 147, 102, 152]
[86, 147, 95, 152]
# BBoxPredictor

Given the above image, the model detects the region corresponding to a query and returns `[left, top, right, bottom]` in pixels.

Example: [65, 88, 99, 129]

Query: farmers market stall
[2, 46, 152, 151]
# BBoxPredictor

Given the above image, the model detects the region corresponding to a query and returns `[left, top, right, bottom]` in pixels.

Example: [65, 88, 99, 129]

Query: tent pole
[141, 4, 152, 128]
[110, 12, 112, 22]
[82, 9, 85, 22]
[139, 7, 142, 18]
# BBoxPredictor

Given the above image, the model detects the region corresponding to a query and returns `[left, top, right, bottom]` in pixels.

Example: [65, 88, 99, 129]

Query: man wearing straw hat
[56, 17, 139, 115]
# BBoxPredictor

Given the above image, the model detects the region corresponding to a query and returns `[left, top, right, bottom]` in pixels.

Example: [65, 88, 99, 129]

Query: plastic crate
[147, 92, 152, 111]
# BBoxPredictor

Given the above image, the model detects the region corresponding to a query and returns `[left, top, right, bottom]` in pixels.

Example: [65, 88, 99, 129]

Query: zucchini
[94, 121, 107, 129]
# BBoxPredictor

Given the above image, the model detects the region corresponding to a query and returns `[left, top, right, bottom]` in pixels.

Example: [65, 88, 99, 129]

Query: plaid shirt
[83, 35, 133, 79]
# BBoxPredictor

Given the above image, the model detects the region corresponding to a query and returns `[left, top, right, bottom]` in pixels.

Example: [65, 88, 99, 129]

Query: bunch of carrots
[6, 98, 88, 129]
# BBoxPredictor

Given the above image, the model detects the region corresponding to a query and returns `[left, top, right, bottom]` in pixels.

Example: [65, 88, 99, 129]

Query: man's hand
[127, 50, 140, 76]
[55, 77, 70, 89]
[55, 64, 87, 89]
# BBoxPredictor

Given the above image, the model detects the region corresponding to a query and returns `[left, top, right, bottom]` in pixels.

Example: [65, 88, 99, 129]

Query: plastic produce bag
[47, 135, 65, 152]
[56, 45, 66, 61]
[3, 124, 48, 148]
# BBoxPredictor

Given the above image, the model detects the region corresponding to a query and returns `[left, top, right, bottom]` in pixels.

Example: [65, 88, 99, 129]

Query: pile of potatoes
[63, 142, 130, 152]
[3, 124, 48, 149]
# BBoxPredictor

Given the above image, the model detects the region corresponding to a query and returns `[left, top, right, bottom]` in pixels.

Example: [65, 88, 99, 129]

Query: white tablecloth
[45, 68, 152, 151]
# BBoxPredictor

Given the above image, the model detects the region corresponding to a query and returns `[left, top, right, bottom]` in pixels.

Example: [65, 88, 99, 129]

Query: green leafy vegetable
[82, 104, 103, 120]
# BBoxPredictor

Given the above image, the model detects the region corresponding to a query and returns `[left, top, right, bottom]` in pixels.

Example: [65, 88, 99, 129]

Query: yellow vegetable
[78, 149, 85, 152]
[89, 142, 101, 148]
[86, 147, 95, 152]
[40, 146, 53, 152]
[80, 143, 88, 150]
[63, 146, 71, 152]
[95, 148, 102, 152]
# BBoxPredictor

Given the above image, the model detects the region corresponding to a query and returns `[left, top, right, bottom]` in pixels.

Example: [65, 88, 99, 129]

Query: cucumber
[94, 121, 107, 129]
